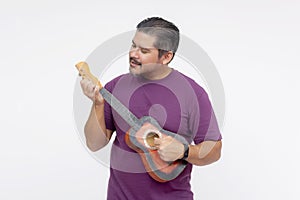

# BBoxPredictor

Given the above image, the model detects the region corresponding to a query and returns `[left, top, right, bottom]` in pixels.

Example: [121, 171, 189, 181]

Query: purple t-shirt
[104, 69, 221, 200]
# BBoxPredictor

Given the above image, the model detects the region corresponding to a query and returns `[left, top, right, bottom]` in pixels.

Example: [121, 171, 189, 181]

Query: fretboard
[99, 88, 141, 129]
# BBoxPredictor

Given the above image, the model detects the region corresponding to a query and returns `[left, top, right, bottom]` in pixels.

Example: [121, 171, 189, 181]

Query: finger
[80, 78, 90, 87]
[95, 90, 103, 102]
[86, 81, 96, 93]
[159, 136, 171, 145]
[157, 149, 163, 157]
[80, 78, 86, 85]
[94, 86, 102, 97]
[164, 136, 173, 141]
[157, 151, 170, 162]
[80, 79, 88, 91]
[81, 80, 96, 98]
[94, 85, 100, 93]
[153, 137, 161, 145]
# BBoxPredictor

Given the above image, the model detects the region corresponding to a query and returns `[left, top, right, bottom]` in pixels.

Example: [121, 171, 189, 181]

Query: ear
[161, 51, 174, 65]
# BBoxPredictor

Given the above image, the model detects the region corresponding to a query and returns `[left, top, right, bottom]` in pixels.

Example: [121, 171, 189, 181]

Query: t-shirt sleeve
[189, 83, 222, 144]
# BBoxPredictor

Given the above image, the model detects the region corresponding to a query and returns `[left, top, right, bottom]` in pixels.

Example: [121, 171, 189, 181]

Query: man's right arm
[80, 79, 113, 152]
[84, 103, 113, 152]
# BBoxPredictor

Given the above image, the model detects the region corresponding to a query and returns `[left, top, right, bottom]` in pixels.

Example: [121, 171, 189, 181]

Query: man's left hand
[154, 136, 184, 162]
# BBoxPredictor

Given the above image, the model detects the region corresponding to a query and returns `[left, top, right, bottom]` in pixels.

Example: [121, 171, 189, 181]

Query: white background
[1, 0, 299, 199]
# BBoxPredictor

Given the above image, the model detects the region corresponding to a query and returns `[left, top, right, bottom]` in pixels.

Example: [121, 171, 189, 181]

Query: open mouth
[130, 58, 142, 67]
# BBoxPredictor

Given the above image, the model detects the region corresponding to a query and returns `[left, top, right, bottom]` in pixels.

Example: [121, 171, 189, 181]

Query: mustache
[130, 57, 142, 65]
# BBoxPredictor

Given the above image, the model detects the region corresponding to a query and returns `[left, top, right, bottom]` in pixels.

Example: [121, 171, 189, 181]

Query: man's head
[136, 17, 180, 58]
[129, 17, 180, 78]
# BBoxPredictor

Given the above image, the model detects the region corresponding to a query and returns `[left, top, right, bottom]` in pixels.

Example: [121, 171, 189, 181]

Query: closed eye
[131, 40, 152, 54]
[140, 48, 150, 54]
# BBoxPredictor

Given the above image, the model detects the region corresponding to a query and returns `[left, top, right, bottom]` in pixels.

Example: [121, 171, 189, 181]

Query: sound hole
[145, 132, 160, 149]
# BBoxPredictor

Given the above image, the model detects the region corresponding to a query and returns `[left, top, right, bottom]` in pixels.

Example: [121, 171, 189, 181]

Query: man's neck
[142, 66, 173, 80]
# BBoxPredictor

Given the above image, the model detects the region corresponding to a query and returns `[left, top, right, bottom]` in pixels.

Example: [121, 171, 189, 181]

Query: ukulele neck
[100, 88, 141, 129]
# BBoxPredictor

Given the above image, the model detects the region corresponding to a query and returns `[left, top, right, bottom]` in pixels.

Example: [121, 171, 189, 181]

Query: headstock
[75, 61, 102, 89]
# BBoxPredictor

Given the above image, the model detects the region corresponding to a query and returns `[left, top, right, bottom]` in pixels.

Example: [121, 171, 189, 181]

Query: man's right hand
[80, 78, 104, 106]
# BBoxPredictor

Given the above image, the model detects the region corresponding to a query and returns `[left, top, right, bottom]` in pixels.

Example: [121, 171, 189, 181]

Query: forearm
[84, 103, 110, 152]
[185, 141, 222, 166]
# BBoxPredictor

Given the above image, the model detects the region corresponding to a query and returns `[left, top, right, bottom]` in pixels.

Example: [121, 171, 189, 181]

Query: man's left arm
[154, 137, 222, 166]
[185, 140, 222, 166]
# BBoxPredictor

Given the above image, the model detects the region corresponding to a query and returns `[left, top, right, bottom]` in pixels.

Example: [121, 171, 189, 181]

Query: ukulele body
[125, 116, 189, 182]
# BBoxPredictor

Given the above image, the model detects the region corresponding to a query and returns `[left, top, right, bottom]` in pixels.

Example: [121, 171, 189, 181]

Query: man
[79, 17, 222, 200]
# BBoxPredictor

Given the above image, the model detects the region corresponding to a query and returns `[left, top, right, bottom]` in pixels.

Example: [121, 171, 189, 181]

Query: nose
[129, 47, 139, 58]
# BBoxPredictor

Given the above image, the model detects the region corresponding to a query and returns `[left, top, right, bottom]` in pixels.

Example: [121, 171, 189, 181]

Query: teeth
[131, 60, 141, 65]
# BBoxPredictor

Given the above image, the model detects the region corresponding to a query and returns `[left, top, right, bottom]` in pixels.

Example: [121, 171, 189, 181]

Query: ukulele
[76, 61, 189, 182]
